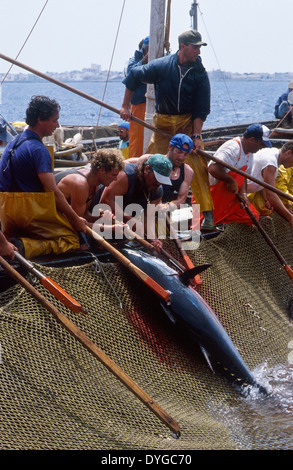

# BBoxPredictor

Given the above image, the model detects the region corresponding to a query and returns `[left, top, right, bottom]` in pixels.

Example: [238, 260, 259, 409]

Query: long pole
[189, 1, 198, 29]
[0, 255, 180, 435]
[235, 194, 293, 279]
[1, 53, 293, 204]
[0, 53, 170, 139]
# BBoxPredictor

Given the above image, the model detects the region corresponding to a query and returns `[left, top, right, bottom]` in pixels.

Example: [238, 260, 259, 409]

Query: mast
[189, 1, 198, 29]
[143, 0, 166, 152]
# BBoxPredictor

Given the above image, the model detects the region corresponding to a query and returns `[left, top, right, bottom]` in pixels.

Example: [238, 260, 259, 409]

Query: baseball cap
[288, 80, 293, 89]
[169, 133, 193, 153]
[178, 30, 207, 47]
[0, 116, 14, 143]
[245, 124, 272, 148]
[118, 121, 130, 130]
[147, 154, 172, 185]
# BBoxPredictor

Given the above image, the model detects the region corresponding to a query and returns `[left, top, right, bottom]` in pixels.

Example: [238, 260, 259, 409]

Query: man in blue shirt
[274, 80, 293, 122]
[120, 29, 214, 230]
[0, 95, 87, 259]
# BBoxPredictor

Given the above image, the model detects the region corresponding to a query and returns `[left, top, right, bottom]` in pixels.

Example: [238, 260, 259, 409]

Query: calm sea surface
[0, 79, 287, 128]
[1, 78, 292, 450]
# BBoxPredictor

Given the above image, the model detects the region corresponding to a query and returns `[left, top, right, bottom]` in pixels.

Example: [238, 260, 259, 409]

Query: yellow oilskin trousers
[247, 192, 273, 216]
[276, 165, 293, 209]
[146, 113, 214, 212]
[0, 191, 80, 259]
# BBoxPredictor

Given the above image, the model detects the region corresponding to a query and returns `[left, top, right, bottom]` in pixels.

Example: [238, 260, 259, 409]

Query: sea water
[0, 78, 292, 450]
[0, 79, 288, 128]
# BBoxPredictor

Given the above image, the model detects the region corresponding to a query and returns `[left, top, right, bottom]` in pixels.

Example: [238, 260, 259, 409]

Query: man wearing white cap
[207, 124, 272, 226]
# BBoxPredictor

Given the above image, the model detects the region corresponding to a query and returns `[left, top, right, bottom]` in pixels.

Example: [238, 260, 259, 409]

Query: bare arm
[192, 117, 204, 152]
[100, 172, 130, 222]
[263, 165, 293, 227]
[174, 165, 194, 207]
[0, 231, 17, 259]
[208, 162, 239, 194]
[120, 88, 135, 121]
[38, 172, 87, 233]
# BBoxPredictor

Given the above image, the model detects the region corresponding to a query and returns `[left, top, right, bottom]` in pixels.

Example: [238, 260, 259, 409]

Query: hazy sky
[0, 0, 292, 76]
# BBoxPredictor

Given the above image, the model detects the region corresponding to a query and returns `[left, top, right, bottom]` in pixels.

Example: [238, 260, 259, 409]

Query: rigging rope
[197, 3, 240, 124]
[90, 0, 126, 154]
[0, 0, 49, 87]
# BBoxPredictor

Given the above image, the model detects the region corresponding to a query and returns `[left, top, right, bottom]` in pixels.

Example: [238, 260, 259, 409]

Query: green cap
[147, 154, 172, 185]
[178, 30, 207, 47]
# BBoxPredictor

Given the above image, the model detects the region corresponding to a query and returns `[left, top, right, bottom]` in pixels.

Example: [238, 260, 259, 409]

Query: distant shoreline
[1, 70, 293, 84]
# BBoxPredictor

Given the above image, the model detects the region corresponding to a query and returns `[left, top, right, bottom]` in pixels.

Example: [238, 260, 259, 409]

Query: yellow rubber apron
[0, 191, 80, 259]
[146, 113, 213, 211]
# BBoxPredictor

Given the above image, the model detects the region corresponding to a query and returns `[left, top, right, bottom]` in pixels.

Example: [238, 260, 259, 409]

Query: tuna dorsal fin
[179, 264, 212, 285]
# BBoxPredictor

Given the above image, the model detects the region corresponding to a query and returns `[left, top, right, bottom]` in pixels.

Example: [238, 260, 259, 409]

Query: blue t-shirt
[0, 129, 53, 192]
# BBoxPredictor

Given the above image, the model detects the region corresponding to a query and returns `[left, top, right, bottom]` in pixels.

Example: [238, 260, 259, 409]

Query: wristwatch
[191, 134, 201, 139]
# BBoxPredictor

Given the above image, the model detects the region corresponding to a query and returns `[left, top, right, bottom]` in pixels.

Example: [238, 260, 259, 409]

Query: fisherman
[127, 133, 194, 210]
[0, 230, 17, 259]
[274, 80, 293, 123]
[0, 116, 14, 146]
[117, 121, 130, 158]
[120, 29, 214, 230]
[55, 148, 125, 227]
[0, 95, 87, 259]
[247, 141, 293, 228]
[207, 124, 272, 226]
[126, 36, 149, 158]
[275, 165, 293, 212]
[99, 154, 172, 248]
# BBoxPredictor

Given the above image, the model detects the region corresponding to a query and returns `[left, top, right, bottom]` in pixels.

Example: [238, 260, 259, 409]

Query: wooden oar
[197, 148, 293, 203]
[124, 224, 188, 273]
[13, 251, 87, 315]
[0, 54, 171, 140]
[86, 226, 170, 303]
[0, 255, 180, 436]
[235, 193, 293, 279]
[166, 214, 202, 286]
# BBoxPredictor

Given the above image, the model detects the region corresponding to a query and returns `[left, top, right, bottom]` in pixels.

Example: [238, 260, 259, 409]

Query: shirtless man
[55, 148, 125, 227]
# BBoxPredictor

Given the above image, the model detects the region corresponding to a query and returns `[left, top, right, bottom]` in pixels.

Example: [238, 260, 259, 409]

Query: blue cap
[169, 133, 193, 153]
[118, 121, 130, 130]
[143, 36, 149, 45]
[245, 124, 272, 148]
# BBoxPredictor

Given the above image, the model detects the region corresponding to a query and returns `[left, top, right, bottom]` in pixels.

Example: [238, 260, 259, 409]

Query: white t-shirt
[208, 137, 252, 186]
[247, 147, 279, 193]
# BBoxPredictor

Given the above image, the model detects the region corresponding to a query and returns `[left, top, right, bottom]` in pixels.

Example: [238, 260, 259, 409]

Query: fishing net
[0, 212, 292, 450]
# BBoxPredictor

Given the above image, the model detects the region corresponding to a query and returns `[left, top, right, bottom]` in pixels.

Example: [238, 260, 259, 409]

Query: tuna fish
[121, 247, 267, 395]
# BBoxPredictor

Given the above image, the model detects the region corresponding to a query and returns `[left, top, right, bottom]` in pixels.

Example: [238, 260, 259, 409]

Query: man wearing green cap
[127, 133, 195, 211]
[120, 29, 214, 230]
[99, 154, 172, 248]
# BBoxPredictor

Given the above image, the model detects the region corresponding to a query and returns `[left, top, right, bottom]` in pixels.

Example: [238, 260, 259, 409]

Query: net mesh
[0, 213, 292, 450]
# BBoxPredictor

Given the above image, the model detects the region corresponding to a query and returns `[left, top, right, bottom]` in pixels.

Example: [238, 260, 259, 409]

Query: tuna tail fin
[179, 264, 212, 285]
